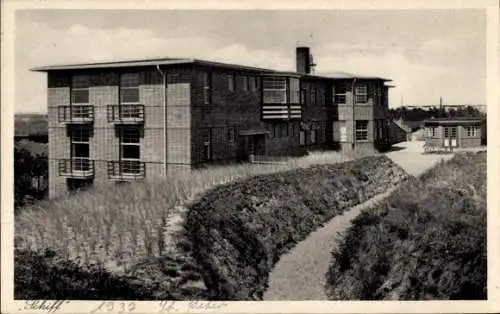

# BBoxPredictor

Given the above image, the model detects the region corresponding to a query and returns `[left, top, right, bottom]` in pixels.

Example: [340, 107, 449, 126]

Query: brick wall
[46, 68, 168, 198]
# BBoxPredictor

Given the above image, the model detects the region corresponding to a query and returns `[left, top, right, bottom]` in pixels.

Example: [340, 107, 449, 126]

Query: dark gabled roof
[31, 57, 392, 82]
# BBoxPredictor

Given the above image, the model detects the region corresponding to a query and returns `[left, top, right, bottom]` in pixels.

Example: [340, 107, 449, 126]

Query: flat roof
[31, 57, 392, 81]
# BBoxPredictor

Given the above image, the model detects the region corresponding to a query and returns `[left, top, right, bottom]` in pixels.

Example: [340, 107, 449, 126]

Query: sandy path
[263, 141, 453, 300]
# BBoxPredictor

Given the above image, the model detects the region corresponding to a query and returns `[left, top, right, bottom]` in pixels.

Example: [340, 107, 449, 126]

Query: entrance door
[245, 135, 266, 162]
[443, 126, 458, 148]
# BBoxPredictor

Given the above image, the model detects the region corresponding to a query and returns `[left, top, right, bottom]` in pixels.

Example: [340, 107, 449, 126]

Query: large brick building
[33, 47, 400, 198]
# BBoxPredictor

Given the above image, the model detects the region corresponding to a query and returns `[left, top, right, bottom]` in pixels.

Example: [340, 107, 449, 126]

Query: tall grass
[16, 150, 365, 274]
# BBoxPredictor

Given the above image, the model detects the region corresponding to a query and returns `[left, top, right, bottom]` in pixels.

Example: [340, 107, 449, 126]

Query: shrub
[186, 155, 409, 300]
[325, 151, 486, 300]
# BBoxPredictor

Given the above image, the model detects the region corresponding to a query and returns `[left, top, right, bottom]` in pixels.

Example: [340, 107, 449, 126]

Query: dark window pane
[122, 145, 140, 159]
[71, 126, 91, 142]
[121, 88, 139, 103]
[72, 75, 89, 88]
[121, 127, 140, 143]
[120, 73, 139, 87]
[72, 143, 89, 158]
[72, 90, 89, 103]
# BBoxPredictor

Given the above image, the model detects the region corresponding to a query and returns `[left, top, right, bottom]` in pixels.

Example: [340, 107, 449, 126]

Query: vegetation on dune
[16, 150, 371, 299]
[186, 155, 408, 300]
[325, 151, 486, 300]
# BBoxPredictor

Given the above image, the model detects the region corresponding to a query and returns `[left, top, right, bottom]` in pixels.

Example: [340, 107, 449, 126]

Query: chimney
[296, 47, 311, 74]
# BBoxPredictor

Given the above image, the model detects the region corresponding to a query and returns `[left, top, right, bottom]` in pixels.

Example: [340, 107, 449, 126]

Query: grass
[325, 151, 486, 300]
[15, 149, 378, 299]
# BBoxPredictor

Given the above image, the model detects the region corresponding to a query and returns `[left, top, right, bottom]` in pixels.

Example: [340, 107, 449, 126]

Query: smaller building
[423, 117, 486, 149]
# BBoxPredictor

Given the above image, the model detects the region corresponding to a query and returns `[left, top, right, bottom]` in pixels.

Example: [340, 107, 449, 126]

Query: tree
[14, 145, 35, 209]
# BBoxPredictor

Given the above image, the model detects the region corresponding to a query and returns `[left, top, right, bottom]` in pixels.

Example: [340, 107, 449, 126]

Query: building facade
[423, 118, 486, 149]
[34, 47, 399, 198]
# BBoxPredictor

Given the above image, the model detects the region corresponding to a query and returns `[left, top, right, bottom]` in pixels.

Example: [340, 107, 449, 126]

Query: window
[120, 126, 141, 174]
[301, 88, 307, 104]
[451, 127, 457, 138]
[299, 130, 306, 146]
[355, 120, 369, 141]
[310, 86, 317, 105]
[227, 74, 235, 91]
[202, 72, 211, 105]
[120, 73, 139, 103]
[71, 75, 89, 104]
[272, 123, 289, 138]
[70, 126, 91, 171]
[242, 76, 248, 91]
[318, 87, 326, 106]
[334, 84, 347, 104]
[310, 130, 316, 144]
[281, 123, 288, 137]
[289, 78, 300, 104]
[228, 127, 236, 143]
[249, 76, 257, 92]
[428, 127, 437, 137]
[340, 125, 347, 142]
[355, 85, 368, 103]
[263, 77, 287, 104]
[466, 126, 478, 137]
[203, 128, 212, 160]
[444, 127, 449, 138]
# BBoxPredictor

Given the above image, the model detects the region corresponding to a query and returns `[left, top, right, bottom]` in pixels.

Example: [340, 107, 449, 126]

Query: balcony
[261, 104, 303, 120]
[107, 160, 145, 180]
[107, 105, 145, 124]
[58, 158, 95, 179]
[58, 105, 94, 124]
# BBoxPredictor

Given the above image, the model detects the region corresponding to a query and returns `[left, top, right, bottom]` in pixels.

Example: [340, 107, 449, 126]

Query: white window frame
[466, 126, 478, 137]
[355, 85, 368, 103]
[119, 127, 141, 174]
[120, 73, 140, 104]
[334, 84, 347, 104]
[70, 126, 91, 171]
[355, 120, 369, 141]
[71, 75, 90, 104]
[263, 76, 287, 104]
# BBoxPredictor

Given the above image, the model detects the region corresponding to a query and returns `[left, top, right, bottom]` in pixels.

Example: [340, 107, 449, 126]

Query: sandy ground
[263, 141, 455, 300]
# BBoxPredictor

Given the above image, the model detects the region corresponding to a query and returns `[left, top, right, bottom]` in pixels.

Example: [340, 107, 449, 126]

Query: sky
[15, 9, 486, 113]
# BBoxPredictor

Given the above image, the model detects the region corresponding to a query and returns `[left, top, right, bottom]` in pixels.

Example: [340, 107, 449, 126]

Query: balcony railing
[58, 158, 95, 178]
[261, 104, 302, 120]
[107, 160, 145, 180]
[107, 105, 145, 124]
[58, 105, 94, 124]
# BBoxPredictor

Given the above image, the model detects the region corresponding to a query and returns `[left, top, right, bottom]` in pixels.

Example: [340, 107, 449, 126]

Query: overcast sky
[15, 9, 486, 113]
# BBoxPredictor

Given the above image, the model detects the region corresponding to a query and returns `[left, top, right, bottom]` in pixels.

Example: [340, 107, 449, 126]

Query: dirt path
[263, 141, 453, 300]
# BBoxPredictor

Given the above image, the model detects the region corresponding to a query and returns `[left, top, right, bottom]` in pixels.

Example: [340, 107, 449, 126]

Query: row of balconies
[58, 158, 145, 180]
[57, 105, 145, 124]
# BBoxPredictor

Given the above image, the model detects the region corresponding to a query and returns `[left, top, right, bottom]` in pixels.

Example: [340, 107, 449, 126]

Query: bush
[186, 155, 409, 300]
[325, 152, 486, 300]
